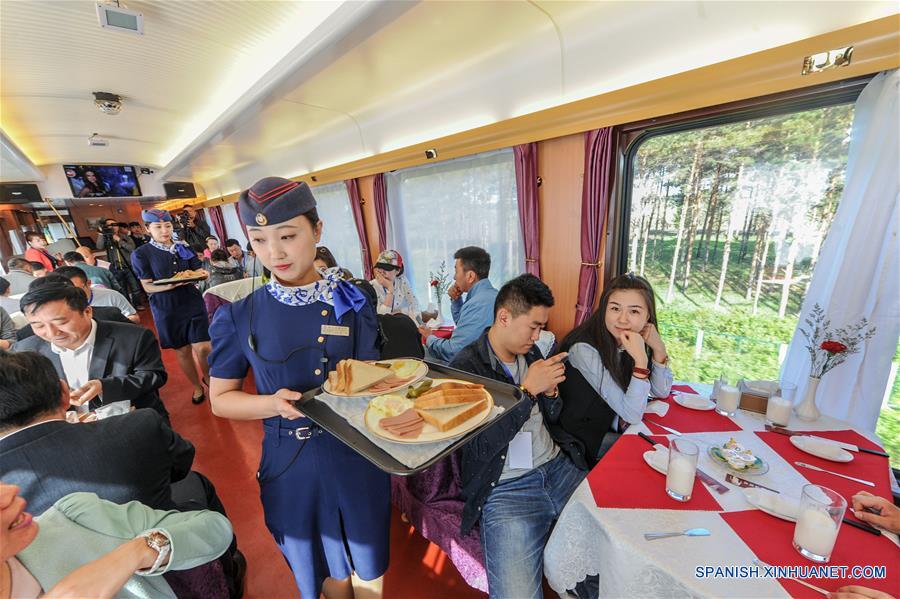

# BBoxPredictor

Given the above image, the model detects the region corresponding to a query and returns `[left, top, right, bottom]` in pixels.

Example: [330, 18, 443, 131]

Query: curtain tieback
[580, 261, 602, 267]
[525, 258, 539, 263]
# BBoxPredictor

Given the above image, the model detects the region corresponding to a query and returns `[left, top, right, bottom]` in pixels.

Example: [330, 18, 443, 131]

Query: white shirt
[50, 320, 98, 413]
[88, 286, 136, 316]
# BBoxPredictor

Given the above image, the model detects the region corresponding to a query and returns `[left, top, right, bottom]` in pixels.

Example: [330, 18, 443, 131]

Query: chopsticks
[842, 516, 882, 536]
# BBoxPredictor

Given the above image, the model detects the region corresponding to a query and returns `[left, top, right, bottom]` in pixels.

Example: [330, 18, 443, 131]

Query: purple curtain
[233, 202, 249, 240]
[372, 173, 388, 253]
[514, 143, 541, 277]
[574, 127, 615, 326]
[345, 179, 374, 280]
[207, 206, 227, 242]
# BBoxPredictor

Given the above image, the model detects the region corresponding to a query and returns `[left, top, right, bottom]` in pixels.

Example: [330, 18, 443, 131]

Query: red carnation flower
[820, 341, 847, 354]
[430, 280, 439, 287]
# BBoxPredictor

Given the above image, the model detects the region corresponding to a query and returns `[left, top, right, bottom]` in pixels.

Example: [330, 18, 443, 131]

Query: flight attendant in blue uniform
[207, 177, 390, 599]
[130, 208, 211, 404]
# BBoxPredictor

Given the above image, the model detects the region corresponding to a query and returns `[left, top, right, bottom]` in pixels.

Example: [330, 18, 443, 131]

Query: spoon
[643, 527, 711, 541]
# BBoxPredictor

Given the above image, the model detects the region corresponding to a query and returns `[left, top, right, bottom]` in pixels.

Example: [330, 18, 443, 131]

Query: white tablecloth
[543, 388, 895, 598]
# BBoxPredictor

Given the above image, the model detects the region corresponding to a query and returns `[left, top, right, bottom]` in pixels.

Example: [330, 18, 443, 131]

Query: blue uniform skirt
[259, 418, 391, 598]
[149, 286, 210, 349]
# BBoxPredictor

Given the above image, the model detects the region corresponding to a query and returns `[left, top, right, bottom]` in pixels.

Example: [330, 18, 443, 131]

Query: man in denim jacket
[450, 274, 589, 598]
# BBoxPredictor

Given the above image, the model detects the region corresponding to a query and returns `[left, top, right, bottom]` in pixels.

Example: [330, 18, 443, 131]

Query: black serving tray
[296, 360, 525, 475]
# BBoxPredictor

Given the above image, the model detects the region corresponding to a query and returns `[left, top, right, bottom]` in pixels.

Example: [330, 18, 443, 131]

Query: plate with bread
[364, 379, 494, 444]
[152, 269, 208, 285]
[324, 358, 427, 397]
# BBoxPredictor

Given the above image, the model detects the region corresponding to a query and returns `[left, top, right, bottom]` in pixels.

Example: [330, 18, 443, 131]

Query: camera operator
[175, 205, 211, 250]
[95, 218, 145, 309]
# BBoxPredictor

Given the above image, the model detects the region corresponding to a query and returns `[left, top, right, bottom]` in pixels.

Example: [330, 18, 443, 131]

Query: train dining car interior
[1, 1, 898, 598]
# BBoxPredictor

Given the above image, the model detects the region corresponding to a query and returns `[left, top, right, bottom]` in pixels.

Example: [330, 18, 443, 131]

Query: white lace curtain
[781, 70, 900, 431]
[312, 182, 364, 278]
[384, 149, 524, 306]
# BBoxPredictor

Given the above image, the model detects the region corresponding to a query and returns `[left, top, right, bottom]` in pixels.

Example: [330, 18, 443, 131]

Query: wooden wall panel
[66, 201, 143, 237]
[357, 175, 381, 263]
[538, 133, 585, 338]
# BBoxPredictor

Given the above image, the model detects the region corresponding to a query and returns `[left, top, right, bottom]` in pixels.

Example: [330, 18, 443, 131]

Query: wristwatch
[139, 530, 171, 574]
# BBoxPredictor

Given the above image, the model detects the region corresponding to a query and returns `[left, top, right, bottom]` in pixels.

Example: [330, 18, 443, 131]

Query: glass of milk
[779, 381, 797, 404]
[716, 385, 741, 417]
[793, 484, 846, 562]
[666, 438, 699, 502]
[765, 395, 793, 427]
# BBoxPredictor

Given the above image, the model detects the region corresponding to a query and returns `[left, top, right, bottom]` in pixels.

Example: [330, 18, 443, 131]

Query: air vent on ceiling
[88, 133, 110, 147]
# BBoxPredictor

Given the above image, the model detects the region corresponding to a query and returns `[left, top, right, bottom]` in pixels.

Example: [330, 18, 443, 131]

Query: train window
[624, 103, 856, 386]
[385, 148, 523, 310]
[312, 182, 364, 278]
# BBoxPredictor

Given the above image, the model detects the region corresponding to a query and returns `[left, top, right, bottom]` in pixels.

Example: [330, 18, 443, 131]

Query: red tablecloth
[587, 435, 721, 511]
[432, 326, 454, 339]
[721, 509, 900, 598]
[643, 384, 743, 435]
[755, 430, 893, 509]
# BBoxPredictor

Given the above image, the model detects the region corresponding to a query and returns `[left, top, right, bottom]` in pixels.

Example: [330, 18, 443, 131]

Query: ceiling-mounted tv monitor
[63, 164, 142, 198]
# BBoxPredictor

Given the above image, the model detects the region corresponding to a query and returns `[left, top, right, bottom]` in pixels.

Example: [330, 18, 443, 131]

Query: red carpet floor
[148, 313, 485, 599]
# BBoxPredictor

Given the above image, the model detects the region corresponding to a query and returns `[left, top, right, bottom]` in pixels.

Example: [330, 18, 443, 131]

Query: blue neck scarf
[150, 239, 195, 261]
[266, 267, 366, 320]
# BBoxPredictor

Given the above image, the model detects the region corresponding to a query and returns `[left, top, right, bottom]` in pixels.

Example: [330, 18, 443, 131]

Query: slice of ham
[379, 408, 425, 439]
[367, 375, 416, 392]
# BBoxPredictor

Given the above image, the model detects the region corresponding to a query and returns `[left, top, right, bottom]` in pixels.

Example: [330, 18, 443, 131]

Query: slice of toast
[416, 399, 487, 432]
[346, 359, 394, 393]
[413, 388, 486, 409]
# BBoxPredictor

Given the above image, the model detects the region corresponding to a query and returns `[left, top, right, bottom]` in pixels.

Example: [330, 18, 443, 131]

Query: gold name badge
[321, 324, 350, 337]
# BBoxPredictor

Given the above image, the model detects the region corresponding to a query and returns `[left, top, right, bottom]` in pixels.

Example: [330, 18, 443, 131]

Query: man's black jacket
[449, 328, 587, 534]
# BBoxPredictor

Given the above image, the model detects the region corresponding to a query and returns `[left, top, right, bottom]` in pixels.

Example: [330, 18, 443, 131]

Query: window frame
[607, 75, 873, 281]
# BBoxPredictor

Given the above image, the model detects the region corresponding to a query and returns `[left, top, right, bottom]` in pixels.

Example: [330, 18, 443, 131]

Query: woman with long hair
[207, 178, 389, 599]
[77, 170, 108, 198]
[559, 273, 673, 435]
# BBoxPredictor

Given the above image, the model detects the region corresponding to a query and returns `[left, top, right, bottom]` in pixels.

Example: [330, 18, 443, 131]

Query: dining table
[543, 384, 899, 598]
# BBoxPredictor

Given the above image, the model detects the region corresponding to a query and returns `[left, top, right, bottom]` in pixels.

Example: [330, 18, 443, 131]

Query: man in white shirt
[12, 280, 168, 419]
[54, 265, 140, 324]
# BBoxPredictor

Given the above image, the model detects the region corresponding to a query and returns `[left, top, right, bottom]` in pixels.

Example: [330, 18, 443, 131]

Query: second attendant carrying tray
[296, 361, 526, 475]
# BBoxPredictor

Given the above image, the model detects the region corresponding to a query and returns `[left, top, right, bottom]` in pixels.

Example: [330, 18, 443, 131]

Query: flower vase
[436, 298, 449, 326]
[794, 376, 821, 421]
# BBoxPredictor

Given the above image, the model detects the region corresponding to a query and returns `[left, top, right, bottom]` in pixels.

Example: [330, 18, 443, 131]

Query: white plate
[642, 445, 669, 474]
[789, 435, 854, 463]
[323, 358, 428, 397]
[743, 488, 801, 522]
[673, 392, 716, 411]
[365, 378, 494, 444]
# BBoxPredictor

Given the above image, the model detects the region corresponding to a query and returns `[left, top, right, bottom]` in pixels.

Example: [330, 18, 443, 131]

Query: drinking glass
[779, 381, 798, 403]
[793, 484, 846, 562]
[716, 384, 740, 417]
[666, 438, 698, 502]
[765, 395, 793, 427]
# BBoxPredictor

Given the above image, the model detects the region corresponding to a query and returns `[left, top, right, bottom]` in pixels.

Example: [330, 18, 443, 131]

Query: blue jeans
[480, 453, 586, 599]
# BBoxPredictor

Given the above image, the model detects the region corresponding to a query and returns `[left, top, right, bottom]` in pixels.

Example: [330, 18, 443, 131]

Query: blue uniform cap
[142, 208, 172, 223]
[239, 177, 316, 227]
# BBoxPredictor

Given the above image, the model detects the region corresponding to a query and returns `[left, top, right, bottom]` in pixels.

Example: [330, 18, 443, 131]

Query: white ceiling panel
[172, 0, 898, 195]
[1, 0, 897, 197]
[0, 0, 343, 167]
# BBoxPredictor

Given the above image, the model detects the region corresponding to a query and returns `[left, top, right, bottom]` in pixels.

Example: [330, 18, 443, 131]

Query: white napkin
[648, 444, 669, 472]
[794, 435, 850, 460]
[645, 400, 669, 417]
[677, 392, 712, 409]
[746, 488, 801, 520]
